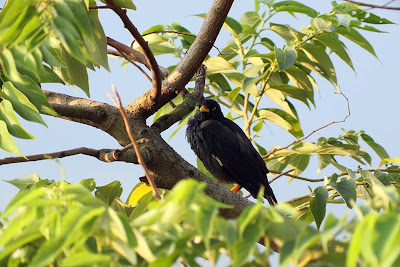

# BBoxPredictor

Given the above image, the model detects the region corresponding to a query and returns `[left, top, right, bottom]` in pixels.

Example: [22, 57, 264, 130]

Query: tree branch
[43, 90, 134, 144]
[125, 0, 234, 119]
[105, 0, 162, 100]
[344, 0, 400, 10]
[0, 147, 110, 165]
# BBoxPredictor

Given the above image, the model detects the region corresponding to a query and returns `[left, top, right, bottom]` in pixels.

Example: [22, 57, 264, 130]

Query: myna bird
[186, 99, 277, 205]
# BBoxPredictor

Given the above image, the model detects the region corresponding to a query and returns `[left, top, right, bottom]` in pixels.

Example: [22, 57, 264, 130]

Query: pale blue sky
[1, 0, 399, 229]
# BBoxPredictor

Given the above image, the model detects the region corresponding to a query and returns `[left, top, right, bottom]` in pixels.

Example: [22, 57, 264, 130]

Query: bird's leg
[230, 184, 242, 193]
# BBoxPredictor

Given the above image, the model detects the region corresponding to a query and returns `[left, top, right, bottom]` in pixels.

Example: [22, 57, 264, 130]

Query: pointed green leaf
[0, 82, 46, 126]
[315, 33, 354, 70]
[12, 75, 59, 117]
[242, 76, 262, 95]
[204, 57, 237, 75]
[336, 26, 377, 57]
[300, 43, 338, 88]
[95, 181, 123, 206]
[360, 133, 389, 160]
[267, 85, 309, 107]
[288, 153, 310, 176]
[61, 48, 90, 96]
[4, 173, 40, 190]
[330, 177, 356, 208]
[273, 1, 318, 17]
[259, 108, 303, 138]
[310, 186, 328, 230]
[224, 17, 242, 34]
[275, 46, 297, 71]
[0, 100, 35, 139]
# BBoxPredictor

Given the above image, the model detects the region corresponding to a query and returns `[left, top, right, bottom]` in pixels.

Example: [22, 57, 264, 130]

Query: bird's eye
[212, 106, 217, 111]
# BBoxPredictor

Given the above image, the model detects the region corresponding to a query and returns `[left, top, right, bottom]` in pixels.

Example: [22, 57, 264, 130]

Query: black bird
[186, 99, 277, 205]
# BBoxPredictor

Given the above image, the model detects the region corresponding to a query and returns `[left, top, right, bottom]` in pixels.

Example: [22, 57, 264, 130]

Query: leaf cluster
[2, 175, 400, 266]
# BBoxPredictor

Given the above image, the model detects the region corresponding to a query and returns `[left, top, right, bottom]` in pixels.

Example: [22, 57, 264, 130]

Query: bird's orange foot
[230, 184, 242, 193]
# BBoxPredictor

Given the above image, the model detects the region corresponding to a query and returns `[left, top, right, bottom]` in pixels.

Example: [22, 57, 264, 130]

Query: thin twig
[269, 168, 295, 184]
[105, 0, 162, 100]
[115, 48, 152, 82]
[269, 170, 325, 182]
[344, 0, 400, 10]
[108, 85, 160, 200]
[263, 92, 351, 159]
[89, 5, 109, 9]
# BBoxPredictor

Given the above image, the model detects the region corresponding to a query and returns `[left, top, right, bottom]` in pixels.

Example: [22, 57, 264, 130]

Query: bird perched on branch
[186, 99, 277, 205]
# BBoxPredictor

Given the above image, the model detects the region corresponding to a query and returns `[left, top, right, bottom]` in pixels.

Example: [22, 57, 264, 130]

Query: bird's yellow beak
[200, 105, 210, 113]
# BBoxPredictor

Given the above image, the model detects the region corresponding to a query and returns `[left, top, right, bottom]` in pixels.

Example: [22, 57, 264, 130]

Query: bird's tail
[263, 186, 278, 206]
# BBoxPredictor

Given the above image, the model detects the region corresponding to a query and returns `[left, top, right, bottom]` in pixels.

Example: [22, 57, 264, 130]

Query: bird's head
[197, 99, 224, 120]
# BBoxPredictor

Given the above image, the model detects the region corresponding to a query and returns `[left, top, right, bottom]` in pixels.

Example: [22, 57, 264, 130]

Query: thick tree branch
[43, 90, 134, 144]
[105, 0, 162, 100]
[151, 65, 206, 132]
[126, 0, 234, 119]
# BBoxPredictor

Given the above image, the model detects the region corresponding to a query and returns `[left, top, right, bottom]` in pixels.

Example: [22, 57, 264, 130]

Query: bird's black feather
[186, 99, 277, 205]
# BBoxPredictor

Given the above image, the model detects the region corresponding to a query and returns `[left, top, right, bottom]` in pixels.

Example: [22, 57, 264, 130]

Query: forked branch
[105, 0, 162, 100]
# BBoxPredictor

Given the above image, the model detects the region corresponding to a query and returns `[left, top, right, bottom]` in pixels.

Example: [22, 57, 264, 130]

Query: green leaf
[99, 0, 136, 10]
[87, 2, 110, 71]
[12, 75, 59, 117]
[336, 26, 377, 57]
[300, 43, 338, 88]
[330, 176, 356, 208]
[259, 108, 303, 138]
[270, 23, 303, 42]
[242, 76, 262, 95]
[0, 82, 46, 126]
[273, 1, 318, 18]
[195, 204, 218, 249]
[147, 43, 176, 55]
[283, 65, 315, 105]
[290, 155, 310, 178]
[267, 84, 309, 107]
[360, 133, 389, 160]
[204, 57, 237, 74]
[4, 173, 40, 190]
[61, 252, 112, 266]
[311, 17, 334, 32]
[61, 48, 90, 96]
[240, 12, 261, 28]
[208, 73, 232, 93]
[310, 186, 328, 230]
[0, 5, 36, 45]
[95, 181, 123, 206]
[224, 17, 242, 34]
[0, 99, 35, 139]
[80, 178, 97, 192]
[275, 46, 297, 71]
[314, 33, 354, 70]
[53, 15, 89, 65]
